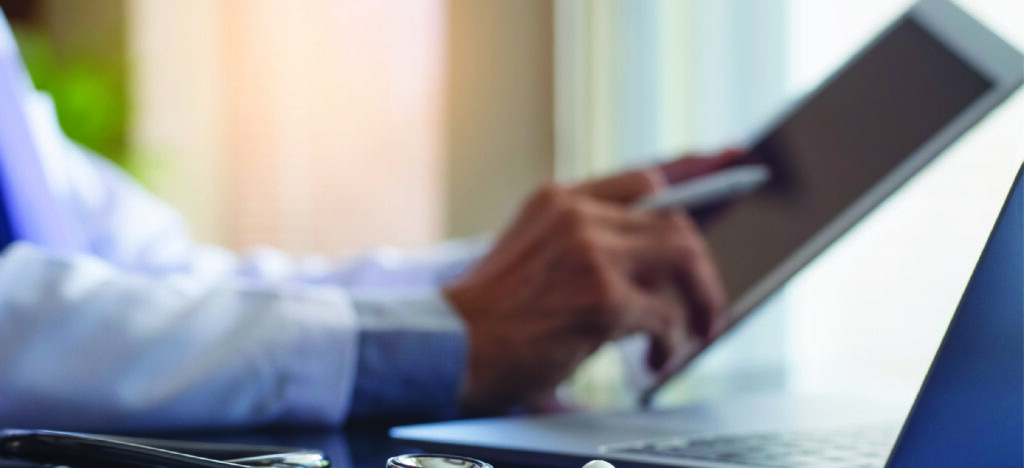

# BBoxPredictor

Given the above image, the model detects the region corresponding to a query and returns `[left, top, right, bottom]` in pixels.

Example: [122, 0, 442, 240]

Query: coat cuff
[347, 290, 467, 421]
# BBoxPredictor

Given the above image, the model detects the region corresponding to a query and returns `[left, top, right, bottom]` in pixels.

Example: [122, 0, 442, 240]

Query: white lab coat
[0, 14, 483, 431]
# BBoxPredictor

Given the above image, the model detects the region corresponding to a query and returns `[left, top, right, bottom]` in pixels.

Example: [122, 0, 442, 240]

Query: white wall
[444, 0, 555, 238]
[130, 0, 555, 252]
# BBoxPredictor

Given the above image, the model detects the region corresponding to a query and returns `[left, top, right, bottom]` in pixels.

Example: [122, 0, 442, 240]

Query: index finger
[629, 213, 728, 339]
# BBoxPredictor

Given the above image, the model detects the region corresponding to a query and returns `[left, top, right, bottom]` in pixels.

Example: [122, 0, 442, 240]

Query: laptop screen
[886, 167, 1022, 467]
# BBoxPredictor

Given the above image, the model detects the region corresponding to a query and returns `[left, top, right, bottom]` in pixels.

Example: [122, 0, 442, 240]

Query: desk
[189, 427, 423, 468]
[0, 427, 432, 468]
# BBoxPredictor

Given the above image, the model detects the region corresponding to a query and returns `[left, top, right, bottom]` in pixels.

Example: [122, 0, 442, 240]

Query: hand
[659, 148, 751, 226]
[444, 151, 735, 414]
[658, 148, 748, 185]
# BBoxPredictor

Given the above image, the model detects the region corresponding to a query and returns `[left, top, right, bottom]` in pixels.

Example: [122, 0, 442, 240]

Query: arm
[0, 240, 471, 431]
[2, 88, 476, 430]
[14, 71, 731, 427]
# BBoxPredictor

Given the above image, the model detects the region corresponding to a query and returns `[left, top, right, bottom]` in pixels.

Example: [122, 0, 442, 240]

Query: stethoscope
[388, 453, 615, 468]
[1, 429, 617, 468]
[0, 429, 328, 468]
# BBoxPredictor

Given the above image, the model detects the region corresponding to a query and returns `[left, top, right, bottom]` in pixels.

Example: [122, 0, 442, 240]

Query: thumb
[573, 169, 665, 204]
[659, 149, 747, 185]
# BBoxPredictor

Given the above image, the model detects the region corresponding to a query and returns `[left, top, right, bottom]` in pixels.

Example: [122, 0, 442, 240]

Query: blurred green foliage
[11, 26, 130, 169]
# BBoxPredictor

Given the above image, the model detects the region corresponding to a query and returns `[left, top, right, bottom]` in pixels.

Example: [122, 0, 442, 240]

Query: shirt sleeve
[347, 290, 468, 421]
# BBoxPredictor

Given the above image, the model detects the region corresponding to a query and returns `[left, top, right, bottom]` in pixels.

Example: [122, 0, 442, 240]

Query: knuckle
[567, 231, 602, 263]
[589, 274, 628, 334]
[530, 183, 567, 209]
[655, 312, 680, 341]
[632, 170, 664, 195]
[560, 201, 588, 225]
[703, 281, 728, 314]
[663, 212, 695, 233]
[589, 268, 620, 305]
[660, 223, 707, 264]
[667, 237, 700, 265]
[708, 292, 727, 315]
[557, 203, 592, 237]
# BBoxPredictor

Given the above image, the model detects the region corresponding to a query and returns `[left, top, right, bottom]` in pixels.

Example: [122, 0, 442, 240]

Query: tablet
[641, 0, 1023, 401]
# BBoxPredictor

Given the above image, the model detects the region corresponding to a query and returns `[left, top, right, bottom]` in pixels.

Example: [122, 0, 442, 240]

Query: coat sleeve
[0, 87, 489, 431]
[0, 242, 359, 431]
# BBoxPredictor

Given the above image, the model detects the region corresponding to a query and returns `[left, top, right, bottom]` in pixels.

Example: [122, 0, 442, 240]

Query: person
[0, 10, 734, 430]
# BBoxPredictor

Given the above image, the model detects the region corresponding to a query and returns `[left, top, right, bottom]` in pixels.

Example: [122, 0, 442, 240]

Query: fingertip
[659, 152, 740, 185]
[691, 293, 727, 340]
[644, 167, 669, 193]
[709, 315, 731, 341]
[719, 148, 747, 160]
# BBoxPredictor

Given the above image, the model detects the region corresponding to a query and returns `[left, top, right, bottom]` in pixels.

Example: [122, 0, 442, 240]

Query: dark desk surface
[0, 426, 440, 468]
[190, 427, 427, 468]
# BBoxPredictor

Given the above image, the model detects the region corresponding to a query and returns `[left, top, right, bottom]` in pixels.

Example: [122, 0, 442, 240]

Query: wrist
[443, 283, 505, 415]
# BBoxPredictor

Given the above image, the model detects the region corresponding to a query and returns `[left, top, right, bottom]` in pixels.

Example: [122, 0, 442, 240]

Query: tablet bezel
[644, 0, 1024, 402]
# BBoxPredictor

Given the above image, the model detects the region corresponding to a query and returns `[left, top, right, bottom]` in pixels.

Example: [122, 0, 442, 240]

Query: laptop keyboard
[604, 424, 901, 467]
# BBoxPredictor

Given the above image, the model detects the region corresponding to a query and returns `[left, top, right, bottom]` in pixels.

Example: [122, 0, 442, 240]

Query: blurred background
[1, 0, 1021, 409]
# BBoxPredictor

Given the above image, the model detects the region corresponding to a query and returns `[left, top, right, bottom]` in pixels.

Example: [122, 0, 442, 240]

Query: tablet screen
[707, 17, 993, 308]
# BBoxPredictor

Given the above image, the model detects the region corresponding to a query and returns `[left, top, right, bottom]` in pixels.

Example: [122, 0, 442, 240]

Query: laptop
[394, 164, 1022, 467]
[392, 0, 1023, 466]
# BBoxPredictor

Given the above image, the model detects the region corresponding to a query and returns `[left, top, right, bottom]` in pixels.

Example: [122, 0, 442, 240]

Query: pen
[632, 165, 771, 212]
